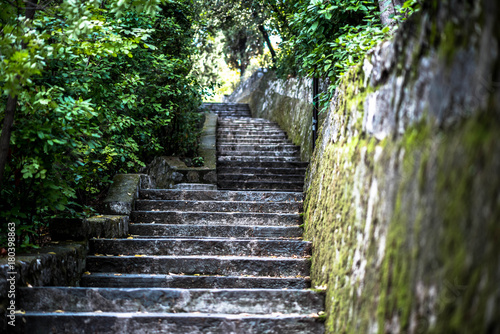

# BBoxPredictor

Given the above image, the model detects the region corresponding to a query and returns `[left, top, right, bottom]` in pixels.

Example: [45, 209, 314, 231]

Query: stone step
[89, 238, 311, 257]
[213, 110, 252, 115]
[135, 200, 302, 213]
[217, 151, 300, 158]
[218, 180, 304, 192]
[81, 273, 311, 289]
[218, 156, 303, 163]
[217, 130, 286, 136]
[217, 126, 283, 131]
[128, 224, 304, 238]
[19, 287, 323, 314]
[204, 103, 251, 111]
[217, 144, 299, 152]
[217, 160, 309, 169]
[217, 138, 292, 144]
[131, 211, 302, 226]
[17, 313, 324, 334]
[218, 167, 307, 175]
[218, 118, 274, 123]
[218, 134, 288, 140]
[139, 189, 303, 202]
[86, 255, 310, 277]
[218, 124, 280, 129]
[172, 183, 217, 190]
[218, 174, 305, 182]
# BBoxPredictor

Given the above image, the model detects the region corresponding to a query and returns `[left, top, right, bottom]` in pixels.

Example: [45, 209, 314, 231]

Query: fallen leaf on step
[84, 271, 91, 275]
[14, 310, 25, 314]
[127, 236, 134, 239]
[94, 310, 103, 313]
[54, 310, 65, 313]
[48, 252, 56, 255]
[26, 283, 32, 288]
[134, 254, 144, 257]
[114, 273, 122, 276]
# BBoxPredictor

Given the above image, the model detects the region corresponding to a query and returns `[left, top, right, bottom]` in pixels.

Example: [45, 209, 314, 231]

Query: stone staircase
[15, 103, 324, 333]
[214, 104, 307, 192]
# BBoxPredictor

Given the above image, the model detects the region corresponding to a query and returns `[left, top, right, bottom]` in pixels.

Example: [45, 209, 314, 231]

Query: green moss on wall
[305, 105, 500, 332]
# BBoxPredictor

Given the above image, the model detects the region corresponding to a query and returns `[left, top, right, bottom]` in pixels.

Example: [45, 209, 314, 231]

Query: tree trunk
[0, 95, 17, 187]
[257, 25, 276, 63]
[378, 0, 405, 27]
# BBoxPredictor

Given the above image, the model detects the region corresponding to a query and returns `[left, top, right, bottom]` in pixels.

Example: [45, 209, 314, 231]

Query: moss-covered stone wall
[230, 0, 500, 332]
[305, 0, 500, 332]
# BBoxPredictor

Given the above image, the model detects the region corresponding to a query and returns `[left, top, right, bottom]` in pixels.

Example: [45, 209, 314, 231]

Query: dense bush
[0, 0, 203, 249]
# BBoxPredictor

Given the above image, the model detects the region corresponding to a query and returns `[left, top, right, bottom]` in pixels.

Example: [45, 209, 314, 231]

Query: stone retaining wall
[228, 0, 500, 332]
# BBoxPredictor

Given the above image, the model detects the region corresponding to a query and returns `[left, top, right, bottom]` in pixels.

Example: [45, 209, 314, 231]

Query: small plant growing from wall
[192, 157, 205, 167]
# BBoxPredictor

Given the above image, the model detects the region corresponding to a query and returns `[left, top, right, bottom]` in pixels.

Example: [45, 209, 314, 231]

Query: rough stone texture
[226, 71, 315, 162]
[19, 287, 323, 314]
[0, 242, 86, 329]
[302, 1, 500, 333]
[81, 273, 311, 289]
[16, 313, 324, 334]
[89, 238, 311, 257]
[86, 255, 310, 277]
[131, 211, 302, 227]
[146, 111, 217, 189]
[224, 1, 500, 332]
[102, 174, 144, 215]
[51, 215, 129, 240]
[128, 224, 304, 239]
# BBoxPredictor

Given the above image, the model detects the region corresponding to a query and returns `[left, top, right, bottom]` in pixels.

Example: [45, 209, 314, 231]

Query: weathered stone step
[131, 211, 302, 226]
[217, 126, 283, 131]
[217, 134, 288, 140]
[217, 144, 299, 152]
[217, 138, 291, 144]
[218, 118, 273, 123]
[218, 130, 286, 136]
[217, 160, 309, 169]
[128, 224, 303, 238]
[218, 174, 305, 182]
[86, 255, 310, 277]
[89, 238, 311, 257]
[139, 189, 303, 202]
[81, 273, 310, 289]
[135, 200, 301, 213]
[217, 167, 307, 175]
[214, 112, 252, 117]
[218, 156, 302, 163]
[20, 287, 323, 314]
[173, 183, 217, 190]
[218, 180, 304, 191]
[217, 151, 300, 158]
[204, 102, 251, 110]
[17, 313, 324, 334]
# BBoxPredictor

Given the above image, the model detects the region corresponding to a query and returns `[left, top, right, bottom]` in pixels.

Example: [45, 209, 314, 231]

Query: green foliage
[0, 0, 203, 249]
[192, 156, 205, 167]
[274, 0, 386, 101]
[262, 0, 422, 110]
[195, 0, 270, 78]
[391, 0, 421, 23]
